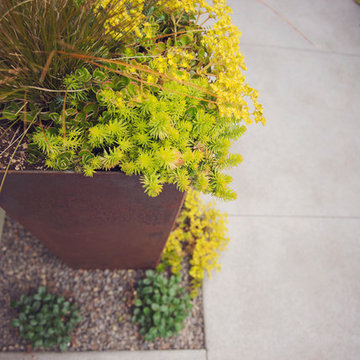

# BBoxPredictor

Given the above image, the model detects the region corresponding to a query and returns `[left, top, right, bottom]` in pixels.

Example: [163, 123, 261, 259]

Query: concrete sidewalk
[203, 0, 360, 359]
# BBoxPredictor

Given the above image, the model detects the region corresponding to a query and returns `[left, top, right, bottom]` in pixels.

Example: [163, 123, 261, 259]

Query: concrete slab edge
[0, 350, 206, 360]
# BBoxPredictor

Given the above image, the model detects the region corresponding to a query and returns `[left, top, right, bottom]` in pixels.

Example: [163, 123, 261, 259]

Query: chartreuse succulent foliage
[10, 287, 81, 351]
[30, 66, 243, 199]
[132, 270, 192, 341]
[158, 189, 229, 297]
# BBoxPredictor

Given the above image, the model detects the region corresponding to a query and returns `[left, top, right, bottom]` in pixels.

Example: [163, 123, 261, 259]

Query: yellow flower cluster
[199, 0, 266, 125]
[159, 189, 229, 297]
[140, 0, 266, 125]
[149, 49, 194, 83]
[96, 0, 145, 40]
[159, 228, 184, 275]
[159, 0, 198, 13]
[142, 22, 158, 39]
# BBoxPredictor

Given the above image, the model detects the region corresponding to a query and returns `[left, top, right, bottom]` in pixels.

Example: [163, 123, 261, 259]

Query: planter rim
[0, 169, 135, 176]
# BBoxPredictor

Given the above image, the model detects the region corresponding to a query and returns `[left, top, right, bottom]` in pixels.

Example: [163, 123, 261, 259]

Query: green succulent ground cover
[10, 287, 81, 351]
[132, 270, 192, 341]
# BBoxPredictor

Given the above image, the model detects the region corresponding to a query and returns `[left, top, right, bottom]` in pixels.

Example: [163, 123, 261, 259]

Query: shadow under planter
[0, 171, 185, 270]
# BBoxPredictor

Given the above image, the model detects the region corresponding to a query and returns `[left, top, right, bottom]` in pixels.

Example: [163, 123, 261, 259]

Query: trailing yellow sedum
[159, 188, 229, 297]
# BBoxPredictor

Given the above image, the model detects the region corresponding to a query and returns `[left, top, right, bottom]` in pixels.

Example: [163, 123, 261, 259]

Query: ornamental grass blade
[0, 0, 165, 108]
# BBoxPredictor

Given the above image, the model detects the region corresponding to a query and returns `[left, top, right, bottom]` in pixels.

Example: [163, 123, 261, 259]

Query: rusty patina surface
[0, 171, 185, 269]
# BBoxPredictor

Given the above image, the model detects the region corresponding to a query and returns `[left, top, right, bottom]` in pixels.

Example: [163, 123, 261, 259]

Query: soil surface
[0, 216, 205, 352]
[0, 122, 45, 171]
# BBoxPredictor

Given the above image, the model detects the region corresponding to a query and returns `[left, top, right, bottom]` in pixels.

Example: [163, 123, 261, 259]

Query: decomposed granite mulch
[0, 216, 205, 352]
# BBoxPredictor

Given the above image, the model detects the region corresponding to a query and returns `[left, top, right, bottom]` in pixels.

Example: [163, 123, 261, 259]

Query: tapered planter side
[0, 171, 185, 269]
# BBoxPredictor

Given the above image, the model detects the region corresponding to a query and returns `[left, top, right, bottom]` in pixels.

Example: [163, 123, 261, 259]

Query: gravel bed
[0, 216, 205, 352]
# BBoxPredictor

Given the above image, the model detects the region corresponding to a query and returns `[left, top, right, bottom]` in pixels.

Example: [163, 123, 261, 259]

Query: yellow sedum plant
[159, 188, 229, 297]
[99, 0, 265, 126]
[96, 0, 147, 39]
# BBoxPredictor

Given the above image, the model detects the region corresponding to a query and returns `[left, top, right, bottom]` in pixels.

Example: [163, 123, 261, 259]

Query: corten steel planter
[0, 170, 185, 269]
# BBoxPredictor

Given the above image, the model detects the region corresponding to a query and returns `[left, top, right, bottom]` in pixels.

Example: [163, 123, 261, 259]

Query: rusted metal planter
[0, 170, 185, 270]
